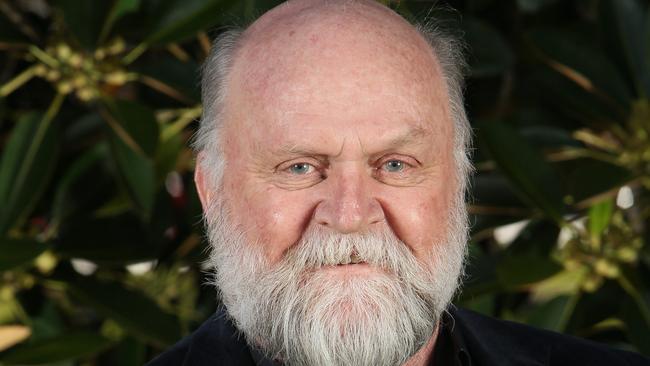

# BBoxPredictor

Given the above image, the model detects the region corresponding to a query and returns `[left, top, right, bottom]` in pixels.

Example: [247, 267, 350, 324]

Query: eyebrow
[274, 123, 433, 158]
[380, 124, 432, 150]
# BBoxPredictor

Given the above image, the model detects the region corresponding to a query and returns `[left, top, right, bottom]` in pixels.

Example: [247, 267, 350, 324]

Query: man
[148, 0, 649, 365]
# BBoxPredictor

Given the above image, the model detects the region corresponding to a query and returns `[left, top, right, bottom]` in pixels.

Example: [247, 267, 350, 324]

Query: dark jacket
[146, 306, 649, 365]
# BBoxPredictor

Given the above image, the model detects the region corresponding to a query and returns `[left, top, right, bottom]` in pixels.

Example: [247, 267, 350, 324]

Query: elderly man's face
[209, 9, 455, 271]
[195, 2, 465, 365]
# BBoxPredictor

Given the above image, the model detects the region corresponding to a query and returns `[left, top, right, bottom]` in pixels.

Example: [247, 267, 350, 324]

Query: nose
[313, 166, 384, 233]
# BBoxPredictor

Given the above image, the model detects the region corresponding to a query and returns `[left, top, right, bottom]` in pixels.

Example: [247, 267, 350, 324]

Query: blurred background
[0, 0, 649, 364]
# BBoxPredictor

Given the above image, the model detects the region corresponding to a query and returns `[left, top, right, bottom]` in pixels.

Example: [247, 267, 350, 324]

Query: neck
[402, 322, 439, 366]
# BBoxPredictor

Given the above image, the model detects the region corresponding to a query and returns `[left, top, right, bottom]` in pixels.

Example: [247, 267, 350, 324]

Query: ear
[194, 152, 212, 212]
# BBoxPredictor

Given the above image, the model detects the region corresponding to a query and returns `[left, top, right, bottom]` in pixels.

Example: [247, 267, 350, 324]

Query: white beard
[204, 195, 468, 366]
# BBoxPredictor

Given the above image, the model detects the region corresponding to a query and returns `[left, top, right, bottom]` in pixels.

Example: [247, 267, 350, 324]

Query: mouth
[335, 252, 364, 266]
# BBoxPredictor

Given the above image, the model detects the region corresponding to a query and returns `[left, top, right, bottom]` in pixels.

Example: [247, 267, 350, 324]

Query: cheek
[388, 188, 450, 255]
[225, 181, 315, 263]
[379, 175, 455, 259]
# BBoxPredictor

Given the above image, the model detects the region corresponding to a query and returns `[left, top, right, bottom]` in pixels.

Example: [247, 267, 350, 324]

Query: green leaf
[56, 214, 159, 264]
[464, 17, 514, 77]
[0, 238, 48, 272]
[532, 66, 626, 127]
[516, 0, 559, 13]
[497, 255, 562, 289]
[557, 157, 632, 205]
[99, 0, 141, 43]
[588, 199, 613, 239]
[66, 277, 182, 347]
[51, 144, 110, 226]
[0, 12, 30, 44]
[103, 100, 158, 217]
[55, 0, 112, 49]
[144, 0, 238, 45]
[529, 28, 633, 106]
[0, 109, 61, 236]
[478, 119, 565, 222]
[526, 294, 580, 332]
[530, 268, 588, 302]
[600, 0, 650, 97]
[0, 332, 112, 365]
[622, 296, 650, 355]
[105, 100, 158, 157]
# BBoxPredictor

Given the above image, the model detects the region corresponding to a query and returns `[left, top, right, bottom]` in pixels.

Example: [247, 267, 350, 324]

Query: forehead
[224, 4, 452, 148]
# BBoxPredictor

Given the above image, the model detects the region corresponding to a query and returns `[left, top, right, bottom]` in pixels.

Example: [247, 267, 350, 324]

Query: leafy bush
[0, 0, 648, 364]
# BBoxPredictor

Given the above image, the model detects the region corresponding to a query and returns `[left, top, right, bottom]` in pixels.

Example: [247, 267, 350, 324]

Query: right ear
[194, 152, 212, 212]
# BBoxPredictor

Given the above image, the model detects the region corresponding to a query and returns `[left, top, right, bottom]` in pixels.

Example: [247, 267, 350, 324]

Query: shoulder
[145, 310, 257, 366]
[451, 307, 649, 366]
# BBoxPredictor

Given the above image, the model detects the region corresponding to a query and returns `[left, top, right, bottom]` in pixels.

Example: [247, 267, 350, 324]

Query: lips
[335, 252, 364, 266]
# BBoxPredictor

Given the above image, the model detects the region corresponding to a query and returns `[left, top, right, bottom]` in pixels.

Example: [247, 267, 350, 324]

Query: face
[202, 12, 456, 271]
[195, 3, 466, 365]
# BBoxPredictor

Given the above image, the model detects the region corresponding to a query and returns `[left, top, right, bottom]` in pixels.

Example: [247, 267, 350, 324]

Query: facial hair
[204, 196, 468, 366]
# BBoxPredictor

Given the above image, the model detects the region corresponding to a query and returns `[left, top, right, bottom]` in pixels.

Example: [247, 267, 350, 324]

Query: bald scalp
[225, 0, 451, 132]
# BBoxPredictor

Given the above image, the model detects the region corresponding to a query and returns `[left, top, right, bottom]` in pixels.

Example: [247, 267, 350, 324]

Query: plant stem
[0, 65, 36, 97]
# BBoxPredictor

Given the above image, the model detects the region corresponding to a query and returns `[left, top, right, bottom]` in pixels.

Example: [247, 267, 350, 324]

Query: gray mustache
[279, 227, 420, 276]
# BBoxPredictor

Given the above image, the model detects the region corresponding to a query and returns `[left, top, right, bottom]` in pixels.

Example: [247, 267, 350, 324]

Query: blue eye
[383, 160, 405, 172]
[289, 163, 313, 175]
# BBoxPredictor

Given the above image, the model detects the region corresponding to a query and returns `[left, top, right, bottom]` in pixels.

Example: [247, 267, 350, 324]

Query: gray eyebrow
[274, 124, 432, 158]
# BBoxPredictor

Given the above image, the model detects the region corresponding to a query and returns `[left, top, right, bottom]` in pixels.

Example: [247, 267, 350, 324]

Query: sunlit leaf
[0, 326, 30, 352]
[588, 199, 613, 239]
[530, 268, 588, 302]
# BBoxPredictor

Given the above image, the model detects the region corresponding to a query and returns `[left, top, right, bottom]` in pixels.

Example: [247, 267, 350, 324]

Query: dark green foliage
[0, 0, 649, 363]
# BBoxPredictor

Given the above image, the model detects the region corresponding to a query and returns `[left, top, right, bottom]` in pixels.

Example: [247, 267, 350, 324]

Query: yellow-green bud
[56, 80, 73, 94]
[104, 70, 128, 85]
[76, 87, 97, 101]
[616, 247, 638, 263]
[45, 69, 61, 81]
[34, 64, 48, 77]
[56, 43, 71, 60]
[94, 49, 106, 60]
[594, 258, 619, 278]
[581, 275, 602, 293]
[35, 251, 57, 274]
[69, 53, 83, 68]
[72, 74, 87, 88]
[107, 38, 125, 55]
[0, 286, 13, 301]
